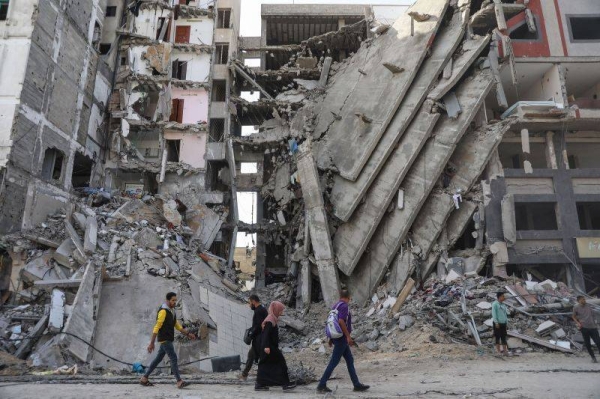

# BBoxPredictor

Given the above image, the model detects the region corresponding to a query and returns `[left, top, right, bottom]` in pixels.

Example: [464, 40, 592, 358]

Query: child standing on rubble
[492, 292, 509, 356]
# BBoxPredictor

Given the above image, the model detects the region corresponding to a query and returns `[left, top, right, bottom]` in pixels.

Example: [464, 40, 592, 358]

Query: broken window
[209, 118, 225, 142]
[170, 99, 184, 123]
[99, 43, 111, 55]
[212, 80, 227, 102]
[106, 6, 117, 17]
[498, 142, 548, 169]
[41, 148, 65, 182]
[71, 152, 94, 188]
[240, 162, 258, 174]
[577, 202, 600, 230]
[242, 126, 258, 136]
[217, 9, 231, 29]
[171, 60, 187, 80]
[0, 0, 8, 21]
[166, 140, 181, 162]
[515, 202, 558, 231]
[567, 16, 600, 42]
[175, 26, 191, 44]
[156, 17, 171, 41]
[244, 58, 261, 68]
[566, 142, 600, 168]
[509, 18, 539, 41]
[215, 44, 229, 65]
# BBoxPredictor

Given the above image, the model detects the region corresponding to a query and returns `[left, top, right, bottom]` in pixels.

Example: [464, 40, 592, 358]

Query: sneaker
[317, 385, 332, 393]
[239, 373, 248, 381]
[255, 384, 269, 391]
[353, 384, 370, 392]
[283, 383, 297, 391]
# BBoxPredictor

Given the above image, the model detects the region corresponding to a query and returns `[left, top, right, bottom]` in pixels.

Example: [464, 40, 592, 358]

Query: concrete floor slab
[346, 70, 494, 303]
[428, 34, 491, 101]
[330, 0, 472, 222]
[334, 108, 440, 276]
[315, 0, 449, 181]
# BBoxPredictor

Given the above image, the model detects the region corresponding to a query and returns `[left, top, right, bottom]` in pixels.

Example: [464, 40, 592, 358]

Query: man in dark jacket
[241, 294, 268, 380]
[140, 292, 196, 388]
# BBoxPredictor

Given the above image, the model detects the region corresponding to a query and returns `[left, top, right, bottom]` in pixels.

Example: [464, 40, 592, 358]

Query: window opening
[166, 140, 181, 162]
[215, 44, 229, 65]
[217, 9, 231, 29]
[41, 148, 65, 182]
[515, 202, 558, 230]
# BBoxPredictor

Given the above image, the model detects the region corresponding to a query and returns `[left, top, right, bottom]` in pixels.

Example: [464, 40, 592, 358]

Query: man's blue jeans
[144, 341, 181, 381]
[318, 338, 360, 388]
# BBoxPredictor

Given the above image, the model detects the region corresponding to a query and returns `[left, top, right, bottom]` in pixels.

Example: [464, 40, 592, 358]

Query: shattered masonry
[1, 0, 600, 373]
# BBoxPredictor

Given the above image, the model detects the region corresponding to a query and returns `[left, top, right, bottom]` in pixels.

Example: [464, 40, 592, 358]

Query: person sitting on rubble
[140, 292, 196, 389]
[492, 291, 509, 356]
[240, 294, 268, 380]
[317, 290, 370, 394]
[573, 295, 600, 363]
[254, 301, 296, 391]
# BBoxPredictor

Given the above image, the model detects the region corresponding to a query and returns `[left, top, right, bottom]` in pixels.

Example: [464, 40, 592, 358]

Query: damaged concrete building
[228, 0, 600, 306]
[0, 0, 112, 234]
[2, 0, 600, 377]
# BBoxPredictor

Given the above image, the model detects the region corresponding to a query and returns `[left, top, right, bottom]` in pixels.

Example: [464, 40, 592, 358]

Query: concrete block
[187, 204, 224, 250]
[330, 0, 471, 221]
[83, 216, 97, 254]
[64, 221, 86, 261]
[445, 269, 461, 283]
[551, 328, 566, 339]
[536, 320, 556, 335]
[476, 301, 492, 310]
[316, 0, 449, 180]
[54, 239, 76, 268]
[72, 212, 87, 231]
[507, 337, 528, 349]
[398, 315, 414, 330]
[501, 194, 516, 246]
[21, 253, 59, 282]
[48, 289, 65, 332]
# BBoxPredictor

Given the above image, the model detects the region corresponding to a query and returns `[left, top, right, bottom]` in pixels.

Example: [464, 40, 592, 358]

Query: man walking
[492, 291, 509, 356]
[317, 290, 370, 393]
[140, 292, 196, 388]
[241, 294, 268, 380]
[573, 295, 600, 363]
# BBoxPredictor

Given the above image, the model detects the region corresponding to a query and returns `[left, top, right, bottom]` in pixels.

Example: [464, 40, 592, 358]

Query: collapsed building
[229, 0, 600, 307]
[1, 0, 600, 376]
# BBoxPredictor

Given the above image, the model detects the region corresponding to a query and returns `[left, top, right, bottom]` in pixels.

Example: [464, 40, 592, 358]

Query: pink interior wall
[164, 131, 207, 169]
[172, 88, 209, 124]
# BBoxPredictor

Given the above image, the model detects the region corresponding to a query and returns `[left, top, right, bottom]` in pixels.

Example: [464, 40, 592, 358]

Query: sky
[239, 0, 414, 37]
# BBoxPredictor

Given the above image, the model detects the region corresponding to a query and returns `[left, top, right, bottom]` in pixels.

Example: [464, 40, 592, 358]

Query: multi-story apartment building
[480, 0, 600, 292]
[0, 0, 112, 234]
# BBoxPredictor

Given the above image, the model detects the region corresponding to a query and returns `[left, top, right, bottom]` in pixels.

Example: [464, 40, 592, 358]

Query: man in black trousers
[241, 294, 268, 380]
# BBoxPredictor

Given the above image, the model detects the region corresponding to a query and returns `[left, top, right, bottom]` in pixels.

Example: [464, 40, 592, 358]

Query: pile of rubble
[0, 191, 241, 368]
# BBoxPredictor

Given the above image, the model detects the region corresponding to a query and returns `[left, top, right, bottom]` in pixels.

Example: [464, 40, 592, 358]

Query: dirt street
[1, 351, 598, 399]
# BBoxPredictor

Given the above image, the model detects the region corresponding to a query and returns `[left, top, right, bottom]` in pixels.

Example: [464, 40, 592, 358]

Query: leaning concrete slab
[345, 71, 494, 302]
[315, 0, 449, 181]
[388, 120, 513, 295]
[297, 140, 340, 306]
[419, 201, 478, 280]
[338, 69, 493, 278]
[428, 34, 491, 101]
[334, 108, 440, 275]
[330, 0, 472, 221]
[61, 261, 100, 362]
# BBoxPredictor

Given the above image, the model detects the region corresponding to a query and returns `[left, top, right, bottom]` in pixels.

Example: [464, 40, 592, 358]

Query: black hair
[166, 292, 177, 300]
[340, 289, 350, 299]
[249, 294, 260, 303]
[577, 295, 585, 301]
[496, 292, 505, 299]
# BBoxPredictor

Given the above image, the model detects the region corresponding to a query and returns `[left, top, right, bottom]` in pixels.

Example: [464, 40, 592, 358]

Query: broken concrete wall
[0, 0, 108, 234]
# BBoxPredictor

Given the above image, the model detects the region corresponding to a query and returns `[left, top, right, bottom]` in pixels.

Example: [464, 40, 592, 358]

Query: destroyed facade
[1, 0, 600, 374]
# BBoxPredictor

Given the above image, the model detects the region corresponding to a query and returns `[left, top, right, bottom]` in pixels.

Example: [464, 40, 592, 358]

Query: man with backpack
[317, 290, 370, 393]
[240, 294, 268, 380]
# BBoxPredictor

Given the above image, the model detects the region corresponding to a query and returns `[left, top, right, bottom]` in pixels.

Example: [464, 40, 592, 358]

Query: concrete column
[546, 131, 558, 169]
[254, 194, 266, 288]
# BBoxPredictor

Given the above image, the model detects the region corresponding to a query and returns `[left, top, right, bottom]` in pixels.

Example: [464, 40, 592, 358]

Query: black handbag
[243, 327, 254, 345]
